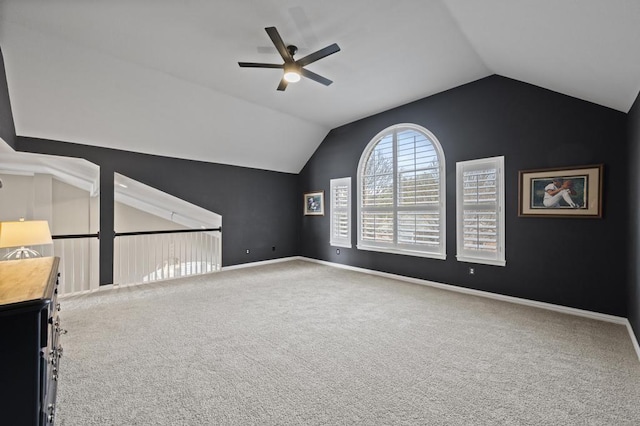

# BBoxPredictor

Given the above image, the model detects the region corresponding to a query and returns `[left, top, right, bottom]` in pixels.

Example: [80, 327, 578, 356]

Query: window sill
[456, 255, 506, 267]
[330, 242, 352, 249]
[357, 244, 446, 260]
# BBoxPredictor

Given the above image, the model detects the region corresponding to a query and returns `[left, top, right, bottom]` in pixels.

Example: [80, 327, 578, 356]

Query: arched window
[357, 124, 446, 259]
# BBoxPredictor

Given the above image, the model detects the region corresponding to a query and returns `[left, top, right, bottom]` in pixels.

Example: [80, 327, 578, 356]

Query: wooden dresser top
[0, 257, 59, 307]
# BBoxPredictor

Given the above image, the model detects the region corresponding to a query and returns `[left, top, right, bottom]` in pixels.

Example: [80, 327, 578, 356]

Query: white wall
[115, 202, 188, 233]
[0, 172, 94, 231]
[52, 177, 92, 234]
[0, 173, 37, 221]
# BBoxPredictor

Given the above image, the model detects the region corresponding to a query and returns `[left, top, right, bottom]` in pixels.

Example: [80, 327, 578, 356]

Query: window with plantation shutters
[357, 124, 446, 259]
[330, 177, 352, 248]
[456, 156, 505, 266]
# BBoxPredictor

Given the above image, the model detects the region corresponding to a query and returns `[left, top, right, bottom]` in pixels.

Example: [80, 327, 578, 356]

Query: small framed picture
[518, 164, 603, 218]
[303, 191, 324, 216]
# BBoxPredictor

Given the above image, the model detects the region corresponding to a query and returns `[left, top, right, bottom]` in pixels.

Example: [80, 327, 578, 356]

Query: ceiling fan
[238, 26, 340, 91]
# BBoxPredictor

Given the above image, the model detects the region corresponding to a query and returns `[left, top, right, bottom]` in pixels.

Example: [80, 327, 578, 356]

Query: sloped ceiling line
[1, 0, 639, 173]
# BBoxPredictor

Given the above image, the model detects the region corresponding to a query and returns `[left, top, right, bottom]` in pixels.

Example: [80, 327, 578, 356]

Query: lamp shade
[0, 220, 53, 249]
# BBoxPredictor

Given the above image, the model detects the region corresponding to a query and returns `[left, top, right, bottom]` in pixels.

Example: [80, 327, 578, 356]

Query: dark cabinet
[0, 257, 62, 425]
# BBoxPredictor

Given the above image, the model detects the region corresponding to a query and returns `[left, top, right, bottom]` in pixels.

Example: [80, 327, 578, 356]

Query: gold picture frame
[518, 164, 603, 218]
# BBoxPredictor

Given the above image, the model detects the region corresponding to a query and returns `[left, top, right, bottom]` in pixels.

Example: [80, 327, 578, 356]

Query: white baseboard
[221, 256, 301, 271]
[626, 320, 640, 362]
[61, 257, 299, 297]
[298, 257, 640, 362]
[60, 276, 187, 297]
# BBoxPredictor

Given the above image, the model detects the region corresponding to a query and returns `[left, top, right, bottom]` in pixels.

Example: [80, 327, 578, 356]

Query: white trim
[626, 320, 640, 362]
[330, 177, 352, 248]
[60, 268, 227, 297]
[456, 255, 506, 267]
[356, 123, 446, 259]
[60, 257, 299, 298]
[298, 257, 640, 362]
[357, 244, 446, 260]
[59, 288, 104, 298]
[221, 256, 301, 271]
[301, 257, 625, 323]
[58, 274, 207, 298]
[331, 242, 353, 249]
[456, 156, 506, 266]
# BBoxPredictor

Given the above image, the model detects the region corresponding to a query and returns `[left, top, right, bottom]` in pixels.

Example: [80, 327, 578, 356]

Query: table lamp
[0, 219, 53, 260]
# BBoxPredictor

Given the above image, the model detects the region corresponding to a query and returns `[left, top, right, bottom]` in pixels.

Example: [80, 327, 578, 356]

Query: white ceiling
[1, 0, 639, 173]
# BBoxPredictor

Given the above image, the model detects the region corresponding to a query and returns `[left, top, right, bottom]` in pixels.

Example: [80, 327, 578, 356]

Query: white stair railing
[53, 237, 100, 295]
[114, 228, 222, 286]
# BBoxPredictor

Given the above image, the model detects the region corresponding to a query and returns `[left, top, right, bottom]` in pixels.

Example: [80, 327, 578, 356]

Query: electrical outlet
[272, 246, 276, 251]
[469, 267, 474, 275]
[336, 249, 340, 255]
[246, 249, 250, 254]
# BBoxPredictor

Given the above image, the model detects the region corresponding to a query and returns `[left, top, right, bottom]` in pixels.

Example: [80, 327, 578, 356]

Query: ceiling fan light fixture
[283, 66, 301, 83]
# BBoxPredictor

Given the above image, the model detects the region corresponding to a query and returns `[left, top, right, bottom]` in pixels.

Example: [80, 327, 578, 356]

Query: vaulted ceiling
[1, 0, 639, 173]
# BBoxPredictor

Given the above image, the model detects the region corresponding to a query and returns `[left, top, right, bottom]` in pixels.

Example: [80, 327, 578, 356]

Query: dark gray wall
[629, 92, 640, 342]
[17, 137, 300, 283]
[0, 48, 16, 149]
[300, 75, 628, 317]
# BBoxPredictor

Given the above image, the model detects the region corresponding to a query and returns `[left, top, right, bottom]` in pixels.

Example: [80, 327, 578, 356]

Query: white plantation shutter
[456, 156, 505, 266]
[397, 212, 441, 246]
[361, 133, 394, 244]
[330, 177, 352, 248]
[358, 124, 446, 259]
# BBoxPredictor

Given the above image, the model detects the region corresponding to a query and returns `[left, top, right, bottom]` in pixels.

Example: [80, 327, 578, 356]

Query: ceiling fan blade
[265, 27, 293, 63]
[238, 62, 283, 69]
[277, 78, 288, 91]
[300, 68, 333, 86]
[296, 43, 340, 67]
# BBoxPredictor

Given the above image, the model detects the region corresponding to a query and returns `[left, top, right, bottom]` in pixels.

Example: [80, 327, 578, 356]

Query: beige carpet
[56, 260, 640, 425]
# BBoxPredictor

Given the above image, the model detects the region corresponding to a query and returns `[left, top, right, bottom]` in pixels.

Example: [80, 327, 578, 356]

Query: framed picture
[518, 164, 603, 218]
[303, 190, 324, 216]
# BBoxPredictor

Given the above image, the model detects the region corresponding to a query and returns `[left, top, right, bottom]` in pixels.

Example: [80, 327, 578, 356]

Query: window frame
[455, 156, 506, 267]
[329, 177, 352, 248]
[357, 123, 446, 260]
